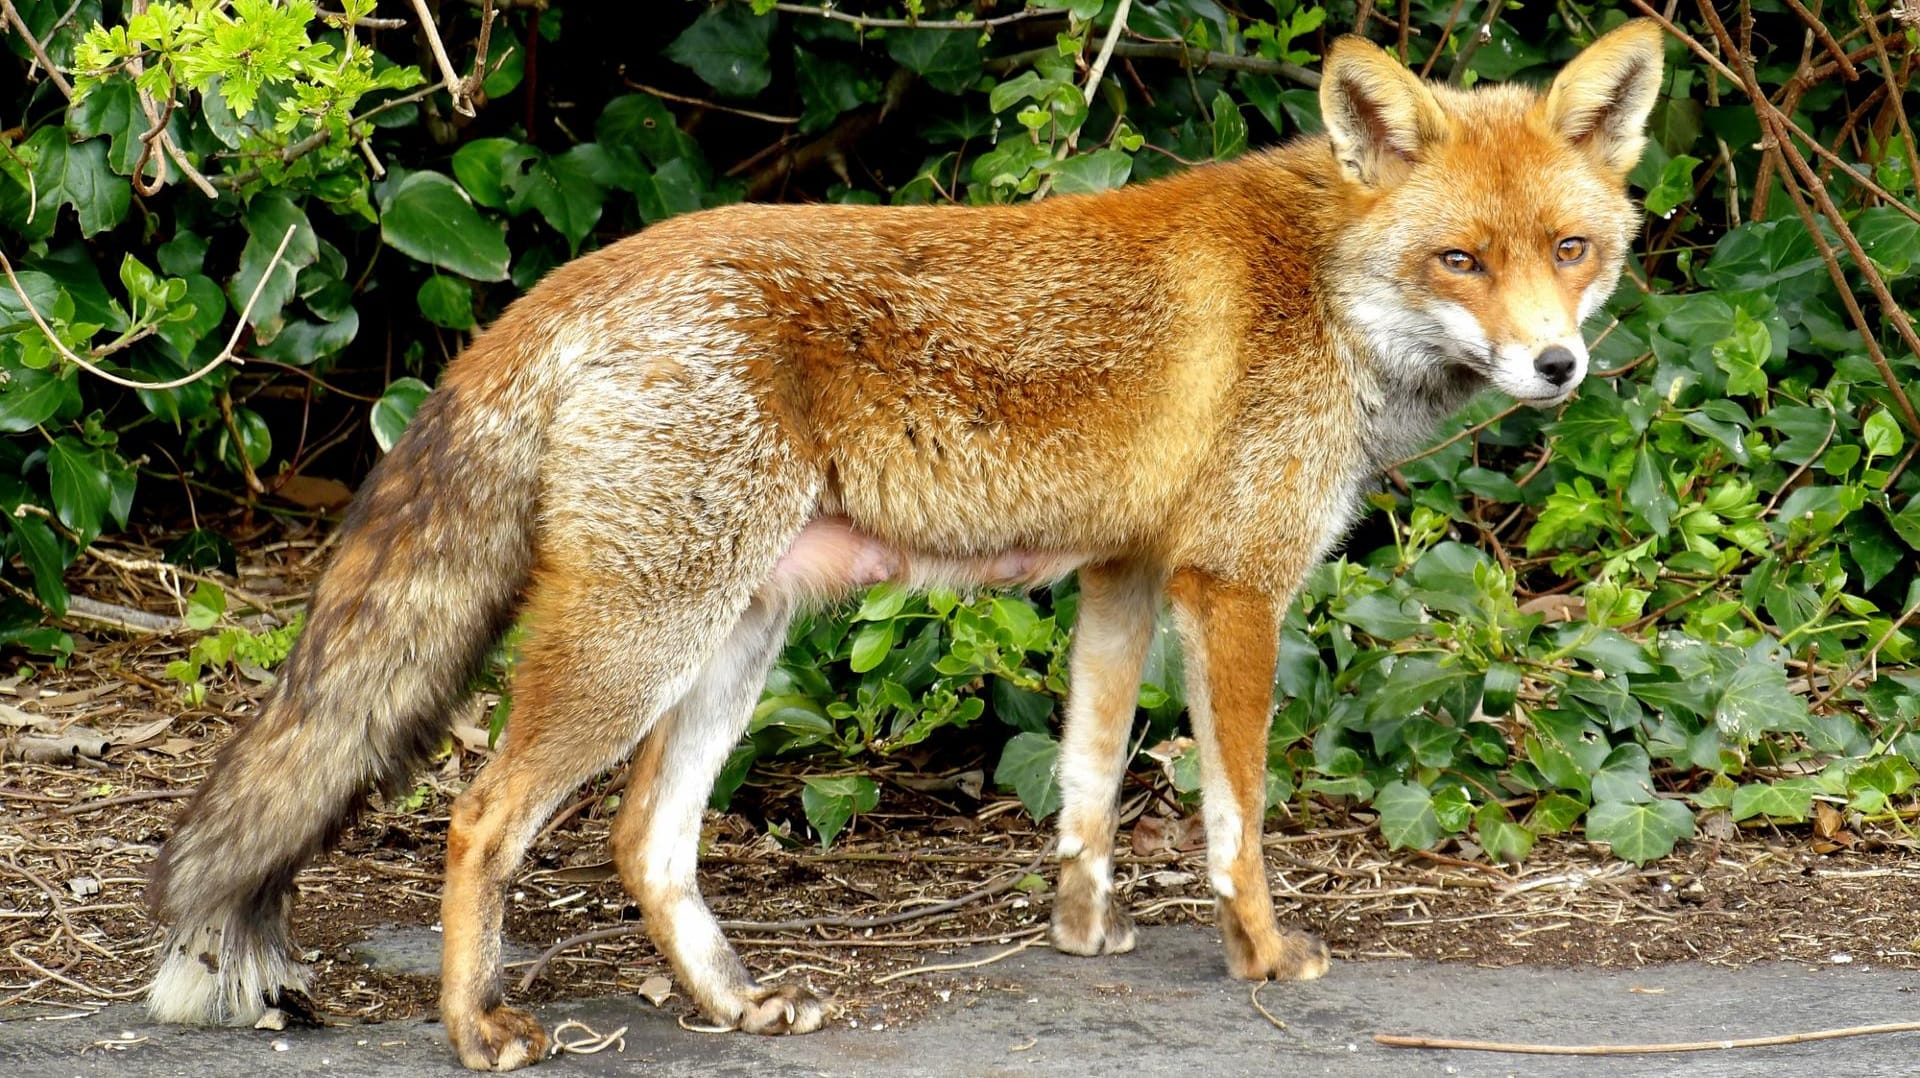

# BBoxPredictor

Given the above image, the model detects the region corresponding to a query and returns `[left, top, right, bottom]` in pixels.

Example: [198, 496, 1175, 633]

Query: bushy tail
[147, 319, 566, 1025]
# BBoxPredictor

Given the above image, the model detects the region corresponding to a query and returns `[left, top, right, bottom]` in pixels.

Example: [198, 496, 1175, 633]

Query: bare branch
[0, 0, 75, 98]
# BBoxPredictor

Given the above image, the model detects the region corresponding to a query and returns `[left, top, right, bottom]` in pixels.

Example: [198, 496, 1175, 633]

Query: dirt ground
[1, 540, 1917, 1030]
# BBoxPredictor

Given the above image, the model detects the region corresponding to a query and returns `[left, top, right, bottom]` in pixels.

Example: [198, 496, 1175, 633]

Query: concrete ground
[7, 926, 1918, 1077]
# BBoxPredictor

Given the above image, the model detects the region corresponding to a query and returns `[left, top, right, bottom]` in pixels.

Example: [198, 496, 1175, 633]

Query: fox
[145, 21, 1665, 1071]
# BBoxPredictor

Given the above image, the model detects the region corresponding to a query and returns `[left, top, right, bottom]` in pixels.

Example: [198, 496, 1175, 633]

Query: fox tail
[146, 311, 566, 1025]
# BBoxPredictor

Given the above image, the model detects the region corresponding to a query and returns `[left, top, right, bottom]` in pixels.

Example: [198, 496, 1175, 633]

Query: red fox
[147, 22, 1665, 1070]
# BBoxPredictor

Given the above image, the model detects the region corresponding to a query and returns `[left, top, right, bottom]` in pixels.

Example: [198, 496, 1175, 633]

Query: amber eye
[1439, 250, 1481, 273]
[1556, 237, 1589, 264]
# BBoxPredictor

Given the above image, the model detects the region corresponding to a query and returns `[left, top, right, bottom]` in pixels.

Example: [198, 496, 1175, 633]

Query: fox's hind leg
[609, 596, 829, 1034]
[438, 564, 748, 1070]
[1049, 561, 1159, 956]
[1168, 568, 1330, 983]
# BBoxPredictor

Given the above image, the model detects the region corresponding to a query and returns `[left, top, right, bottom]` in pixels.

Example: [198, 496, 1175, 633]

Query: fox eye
[1439, 250, 1481, 273]
[1556, 237, 1589, 264]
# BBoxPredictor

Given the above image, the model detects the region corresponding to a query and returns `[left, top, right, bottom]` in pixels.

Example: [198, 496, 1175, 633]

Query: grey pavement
[5, 926, 1918, 1077]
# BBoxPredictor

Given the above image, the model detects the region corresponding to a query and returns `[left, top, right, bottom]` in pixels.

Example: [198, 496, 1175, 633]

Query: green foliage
[3, 2, 1915, 859]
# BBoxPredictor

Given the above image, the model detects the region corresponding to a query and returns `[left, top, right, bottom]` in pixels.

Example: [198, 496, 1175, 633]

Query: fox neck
[1324, 295, 1486, 474]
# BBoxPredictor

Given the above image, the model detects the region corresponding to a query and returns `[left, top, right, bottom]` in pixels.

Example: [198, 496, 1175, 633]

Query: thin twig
[1250, 980, 1290, 1032]
[0, 0, 75, 98]
[989, 42, 1320, 87]
[0, 225, 298, 392]
[408, 0, 472, 116]
[1034, 0, 1135, 202]
[769, 2, 1069, 31]
[871, 934, 1045, 984]
[1376, 1019, 1920, 1055]
[621, 78, 798, 125]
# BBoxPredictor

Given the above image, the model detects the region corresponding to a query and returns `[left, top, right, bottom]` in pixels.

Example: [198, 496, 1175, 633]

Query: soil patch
[2, 549, 1917, 1030]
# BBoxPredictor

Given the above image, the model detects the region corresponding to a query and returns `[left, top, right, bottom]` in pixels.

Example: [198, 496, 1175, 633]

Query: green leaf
[1627, 445, 1675, 536]
[991, 677, 1055, 733]
[1728, 782, 1812, 822]
[1211, 90, 1247, 160]
[1375, 781, 1442, 850]
[887, 27, 983, 95]
[995, 731, 1062, 820]
[1713, 662, 1807, 742]
[6, 513, 67, 616]
[370, 377, 431, 452]
[0, 127, 130, 240]
[184, 581, 227, 631]
[1641, 154, 1700, 217]
[1590, 744, 1655, 804]
[1475, 802, 1535, 864]
[801, 774, 879, 848]
[504, 145, 606, 254]
[228, 192, 319, 343]
[1480, 662, 1522, 717]
[1584, 799, 1694, 863]
[1400, 717, 1459, 768]
[381, 172, 510, 281]
[1335, 593, 1426, 640]
[1525, 791, 1588, 834]
[417, 276, 475, 330]
[69, 74, 148, 177]
[46, 435, 112, 545]
[1046, 149, 1132, 195]
[0, 366, 76, 433]
[665, 4, 773, 98]
[794, 46, 880, 134]
[848, 618, 896, 673]
[451, 137, 526, 210]
[218, 406, 272, 471]
[1847, 757, 1919, 813]
[1863, 409, 1904, 460]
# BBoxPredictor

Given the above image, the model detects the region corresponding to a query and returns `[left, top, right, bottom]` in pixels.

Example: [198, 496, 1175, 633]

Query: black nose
[1534, 346, 1578, 387]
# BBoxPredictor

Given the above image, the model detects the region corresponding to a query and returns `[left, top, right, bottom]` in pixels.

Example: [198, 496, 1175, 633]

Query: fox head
[1319, 20, 1664, 408]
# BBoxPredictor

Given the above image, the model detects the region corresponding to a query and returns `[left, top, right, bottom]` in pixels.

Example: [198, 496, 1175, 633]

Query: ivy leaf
[0, 127, 131, 240]
[370, 377, 431, 452]
[664, 5, 773, 98]
[1713, 662, 1807, 741]
[1211, 90, 1247, 160]
[1475, 802, 1535, 864]
[417, 275, 475, 330]
[800, 775, 879, 849]
[5, 513, 68, 616]
[450, 137, 528, 210]
[46, 435, 113, 546]
[1627, 444, 1675, 536]
[381, 172, 510, 281]
[887, 27, 983, 95]
[1046, 149, 1133, 195]
[1641, 154, 1700, 217]
[1863, 409, 1904, 460]
[0, 366, 77, 433]
[184, 580, 227, 631]
[504, 146, 606, 254]
[1729, 782, 1812, 822]
[995, 731, 1062, 820]
[795, 46, 880, 134]
[229, 192, 319, 343]
[1590, 744, 1655, 804]
[1584, 799, 1694, 863]
[1375, 781, 1442, 850]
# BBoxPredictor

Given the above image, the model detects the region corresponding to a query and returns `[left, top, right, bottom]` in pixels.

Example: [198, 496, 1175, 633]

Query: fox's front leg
[1168, 569, 1330, 982]
[1049, 562, 1159, 956]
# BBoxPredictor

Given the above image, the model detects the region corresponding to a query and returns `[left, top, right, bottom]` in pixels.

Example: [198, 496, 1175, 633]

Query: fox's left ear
[1546, 19, 1666, 174]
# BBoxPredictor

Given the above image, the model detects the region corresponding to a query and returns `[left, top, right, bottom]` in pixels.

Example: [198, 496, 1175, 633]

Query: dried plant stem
[1376, 1019, 1920, 1055]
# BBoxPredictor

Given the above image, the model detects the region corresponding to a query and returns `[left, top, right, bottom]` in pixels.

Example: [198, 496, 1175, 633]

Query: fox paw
[736, 983, 831, 1035]
[1050, 890, 1136, 956]
[448, 1004, 549, 1072]
[1224, 923, 1331, 983]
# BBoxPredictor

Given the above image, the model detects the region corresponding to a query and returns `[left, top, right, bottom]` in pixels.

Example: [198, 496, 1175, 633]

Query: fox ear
[1319, 35, 1447, 188]
[1546, 20, 1666, 174]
